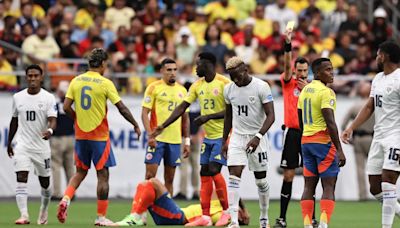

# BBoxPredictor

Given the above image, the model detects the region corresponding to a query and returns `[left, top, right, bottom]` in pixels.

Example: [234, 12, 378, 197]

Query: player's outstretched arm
[115, 101, 141, 137]
[182, 112, 190, 158]
[341, 97, 374, 144]
[151, 101, 190, 138]
[283, 28, 293, 82]
[222, 104, 233, 159]
[322, 108, 346, 167]
[194, 110, 225, 126]
[63, 97, 76, 120]
[7, 117, 18, 158]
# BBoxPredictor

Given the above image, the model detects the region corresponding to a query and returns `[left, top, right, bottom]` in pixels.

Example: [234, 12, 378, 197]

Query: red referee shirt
[280, 73, 301, 129]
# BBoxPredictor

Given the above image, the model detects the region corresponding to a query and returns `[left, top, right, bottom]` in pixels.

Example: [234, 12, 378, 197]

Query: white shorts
[367, 136, 400, 175]
[14, 149, 51, 177]
[227, 133, 270, 172]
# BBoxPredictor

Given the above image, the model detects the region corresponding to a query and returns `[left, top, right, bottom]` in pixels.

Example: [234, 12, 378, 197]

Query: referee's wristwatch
[255, 132, 263, 140]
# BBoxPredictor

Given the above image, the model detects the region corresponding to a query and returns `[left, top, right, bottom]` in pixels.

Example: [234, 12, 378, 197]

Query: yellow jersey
[184, 74, 231, 139]
[142, 80, 188, 144]
[298, 80, 336, 143]
[181, 200, 223, 223]
[66, 71, 121, 141]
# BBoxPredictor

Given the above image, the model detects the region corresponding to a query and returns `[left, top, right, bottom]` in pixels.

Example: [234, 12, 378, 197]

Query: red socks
[200, 176, 213, 216]
[64, 186, 76, 200]
[131, 181, 156, 214]
[97, 200, 108, 217]
[301, 200, 314, 226]
[213, 173, 228, 210]
[320, 199, 335, 224]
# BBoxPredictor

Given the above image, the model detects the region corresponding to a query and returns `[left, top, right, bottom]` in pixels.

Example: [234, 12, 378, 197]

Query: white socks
[40, 187, 52, 212]
[228, 175, 241, 225]
[375, 191, 400, 216]
[255, 178, 270, 220]
[16, 182, 28, 217]
[382, 182, 397, 228]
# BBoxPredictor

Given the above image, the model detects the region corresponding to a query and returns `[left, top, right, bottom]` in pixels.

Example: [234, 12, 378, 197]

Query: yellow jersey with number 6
[298, 80, 336, 143]
[66, 71, 121, 141]
[184, 74, 231, 139]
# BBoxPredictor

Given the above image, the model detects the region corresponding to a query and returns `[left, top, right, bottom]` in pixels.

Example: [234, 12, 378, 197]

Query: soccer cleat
[215, 211, 230, 226]
[15, 215, 30, 225]
[115, 214, 145, 226]
[317, 221, 328, 228]
[227, 222, 240, 228]
[94, 216, 115, 226]
[57, 200, 69, 223]
[273, 218, 287, 228]
[260, 218, 270, 228]
[37, 210, 48, 225]
[184, 215, 212, 226]
[312, 219, 319, 228]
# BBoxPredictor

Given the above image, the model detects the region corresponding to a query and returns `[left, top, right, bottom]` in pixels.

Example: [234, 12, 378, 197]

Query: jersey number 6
[81, 86, 92, 110]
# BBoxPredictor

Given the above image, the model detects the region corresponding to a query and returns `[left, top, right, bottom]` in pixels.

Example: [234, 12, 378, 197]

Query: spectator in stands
[78, 26, 101, 56]
[105, 0, 135, 32]
[323, 0, 347, 38]
[234, 19, 258, 64]
[264, 0, 297, 34]
[202, 24, 229, 67]
[229, 0, 257, 22]
[17, 3, 39, 32]
[0, 48, 17, 91]
[338, 3, 360, 43]
[93, 13, 115, 49]
[0, 16, 22, 47]
[371, 7, 392, 53]
[341, 81, 374, 201]
[108, 25, 130, 56]
[138, 0, 162, 26]
[50, 81, 75, 201]
[188, 8, 208, 46]
[73, 0, 98, 30]
[334, 32, 356, 73]
[260, 21, 285, 54]
[249, 45, 277, 75]
[21, 23, 60, 64]
[204, 0, 239, 22]
[253, 4, 272, 40]
[176, 27, 197, 66]
[299, 0, 321, 20]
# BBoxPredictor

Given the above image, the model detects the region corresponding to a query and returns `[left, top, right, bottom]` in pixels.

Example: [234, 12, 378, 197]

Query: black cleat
[312, 219, 319, 228]
[273, 218, 287, 228]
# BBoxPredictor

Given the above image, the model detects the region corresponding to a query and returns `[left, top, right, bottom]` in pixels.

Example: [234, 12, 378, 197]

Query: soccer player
[298, 58, 346, 228]
[341, 41, 400, 228]
[223, 56, 275, 228]
[7, 64, 57, 225]
[142, 58, 190, 195]
[57, 48, 141, 226]
[274, 26, 317, 228]
[152, 52, 231, 226]
[114, 177, 250, 226]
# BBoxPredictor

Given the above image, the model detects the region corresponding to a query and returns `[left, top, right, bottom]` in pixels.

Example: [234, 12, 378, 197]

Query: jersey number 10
[302, 98, 313, 124]
[26, 111, 36, 121]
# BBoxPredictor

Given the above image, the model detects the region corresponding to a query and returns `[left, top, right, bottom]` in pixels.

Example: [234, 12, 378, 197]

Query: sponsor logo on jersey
[175, 158, 181, 163]
[214, 154, 221, 160]
[199, 90, 204, 95]
[161, 92, 167, 97]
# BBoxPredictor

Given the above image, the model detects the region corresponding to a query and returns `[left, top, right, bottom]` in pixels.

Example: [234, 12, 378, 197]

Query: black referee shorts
[280, 128, 302, 169]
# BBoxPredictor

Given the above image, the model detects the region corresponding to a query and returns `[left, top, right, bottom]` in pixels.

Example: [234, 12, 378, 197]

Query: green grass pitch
[0, 199, 398, 227]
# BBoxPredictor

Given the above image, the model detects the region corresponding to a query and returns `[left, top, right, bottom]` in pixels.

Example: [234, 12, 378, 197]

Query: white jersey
[224, 77, 274, 135]
[370, 68, 400, 139]
[12, 88, 57, 153]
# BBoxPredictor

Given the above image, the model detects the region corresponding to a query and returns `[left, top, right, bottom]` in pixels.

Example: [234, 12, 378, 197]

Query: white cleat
[15, 215, 30, 225]
[227, 222, 240, 228]
[94, 217, 115, 226]
[37, 210, 48, 225]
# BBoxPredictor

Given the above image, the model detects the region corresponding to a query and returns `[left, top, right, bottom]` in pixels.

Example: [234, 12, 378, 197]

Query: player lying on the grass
[114, 178, 250, 226]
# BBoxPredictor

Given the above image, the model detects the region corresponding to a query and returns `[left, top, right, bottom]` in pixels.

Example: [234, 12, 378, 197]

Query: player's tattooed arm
[63, 97, 76, 120]
[7, 117, 18, 158]
[115, 101, 141, 137]
[222, 104, 233, 159]
[194, 110, 225, 126]
[322, 108, 346, 167]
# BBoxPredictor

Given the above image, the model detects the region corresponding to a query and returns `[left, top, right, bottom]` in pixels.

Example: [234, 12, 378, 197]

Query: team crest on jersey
[213, 89, 219, 96]
[248, 96, 256, 104]
[146, 153, 153, 160]
[386, 87, 392, 93]
[144, 96, 151, 103]
[293, 88, 300, 97]
[178, 93, 183, 98]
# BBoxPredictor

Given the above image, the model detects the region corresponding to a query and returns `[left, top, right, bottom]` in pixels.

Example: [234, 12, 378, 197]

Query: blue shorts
[148, 192, 185, 225]
[200, 138, 226, 166]
[74, 139, 116, 170]
[301, 143, 339, 177]
[144, 142, 181, 167]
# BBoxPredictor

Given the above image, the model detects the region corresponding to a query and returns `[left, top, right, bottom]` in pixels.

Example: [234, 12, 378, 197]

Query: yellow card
[286, 21, 295, 31]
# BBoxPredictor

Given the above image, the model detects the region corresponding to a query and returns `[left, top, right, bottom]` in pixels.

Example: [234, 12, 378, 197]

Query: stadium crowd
[0, 0, 398, 94]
